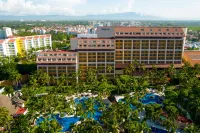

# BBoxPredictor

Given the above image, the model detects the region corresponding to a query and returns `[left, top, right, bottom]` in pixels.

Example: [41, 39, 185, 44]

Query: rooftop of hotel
[8, 39, 16, 43]
[0, 39, 5, 44]
[183, 50, 200, 66]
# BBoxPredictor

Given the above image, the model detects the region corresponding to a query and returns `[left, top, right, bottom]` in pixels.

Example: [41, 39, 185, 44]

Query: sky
[0, 0, 200, 19]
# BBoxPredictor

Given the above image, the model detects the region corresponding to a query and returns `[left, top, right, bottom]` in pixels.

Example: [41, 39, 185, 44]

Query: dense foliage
[1, 61, 200, 133]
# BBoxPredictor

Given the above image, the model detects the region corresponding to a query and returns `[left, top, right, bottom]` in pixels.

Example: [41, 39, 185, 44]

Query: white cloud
[0, 0, 87, 15]
[127, 0, 135, 11]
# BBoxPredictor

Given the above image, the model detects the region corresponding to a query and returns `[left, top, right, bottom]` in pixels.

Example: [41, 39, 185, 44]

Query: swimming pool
[118, 93, 163, 108]
[140, 93, 163, 105]
[36, 97, 103, 132]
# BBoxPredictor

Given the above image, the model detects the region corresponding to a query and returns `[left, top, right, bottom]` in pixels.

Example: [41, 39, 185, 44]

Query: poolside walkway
[0, 94, 19, 114]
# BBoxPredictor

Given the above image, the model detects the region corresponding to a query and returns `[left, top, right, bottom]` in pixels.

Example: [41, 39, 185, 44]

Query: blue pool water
[36, 94, 163, 132]
[140, 93, 163, 104]
[118, 93, 163, 109]
[151, 127, 167, 133]
[36, 97, 102, 132]
[36, 115, 80, 132]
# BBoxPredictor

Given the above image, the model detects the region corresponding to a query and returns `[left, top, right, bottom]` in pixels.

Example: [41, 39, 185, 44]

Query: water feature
[36, 97, 102, 132]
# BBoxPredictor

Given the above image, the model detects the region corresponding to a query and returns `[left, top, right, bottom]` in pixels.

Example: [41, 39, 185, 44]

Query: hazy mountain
[0, 12, 163, 21]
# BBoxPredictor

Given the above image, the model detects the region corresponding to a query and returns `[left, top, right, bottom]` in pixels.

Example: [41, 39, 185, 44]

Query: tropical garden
[0, 60, 200, 133]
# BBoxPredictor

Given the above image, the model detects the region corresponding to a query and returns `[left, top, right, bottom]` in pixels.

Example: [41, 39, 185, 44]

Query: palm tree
[128, 63, 135, 76]
[2, 86, 14, 97]
[116, 77, 123, 94]
[72, 118, 103, 133]
[184, 124, 200, 133]
[124, 67, 131, 75]
[0, 107, 13, 132]
[9, 70, 22, 88]
[106, 65, 113, 73]
[11, 115, 31, 133]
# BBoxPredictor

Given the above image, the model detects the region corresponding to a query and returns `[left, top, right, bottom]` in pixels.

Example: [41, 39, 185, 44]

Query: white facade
[0, 35, 52, 57]
[0, 27, 13, 39]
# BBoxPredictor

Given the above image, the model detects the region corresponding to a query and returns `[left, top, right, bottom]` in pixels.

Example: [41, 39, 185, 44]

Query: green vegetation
[188, 26, 200, 31]
[15, 32, 37, 36]
[50, 32, 75, 50]
[1, 60, 200, 132]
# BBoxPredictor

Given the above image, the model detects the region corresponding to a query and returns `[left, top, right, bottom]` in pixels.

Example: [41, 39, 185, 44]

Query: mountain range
[0, 12, 163, 21]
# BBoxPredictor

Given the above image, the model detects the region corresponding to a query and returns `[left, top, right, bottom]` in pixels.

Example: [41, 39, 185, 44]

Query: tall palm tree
[124, 67, 131, 75]
[9, 70, 22, 88]
[128, 63, 135, 76]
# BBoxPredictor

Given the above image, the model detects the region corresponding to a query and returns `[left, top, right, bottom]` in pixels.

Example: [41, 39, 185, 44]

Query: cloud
[0, 0, 87, 15]
[128, 0, 135, 11]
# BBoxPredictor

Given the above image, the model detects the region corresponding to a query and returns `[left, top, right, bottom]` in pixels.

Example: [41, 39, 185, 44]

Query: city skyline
[0, 0, 200, 20]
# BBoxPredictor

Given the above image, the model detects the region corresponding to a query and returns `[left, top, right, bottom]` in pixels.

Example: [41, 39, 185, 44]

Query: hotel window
[158, 29, 161, 31]
[141, 61, 148, 64]
[149, 61, 156, 65]
[158, 61, 165, 64]
[130, 32, 132, 35]
[174, 61, 181, 64]
[175, 29, 178, 32]
[167, 61, 173, 64]
[150, 29, 153, 32]
[120, 32, 124, 35]
[58, 58, 61, 61]
[48, 58, 51, 61]
[141, 29, 144, 31]
[166, 29, 169, 32]
[116, 32, 119, 35]
[125, 32, 129, 35]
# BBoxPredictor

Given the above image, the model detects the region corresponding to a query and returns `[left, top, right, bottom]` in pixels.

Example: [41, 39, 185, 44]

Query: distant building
[0, 27, 13, 39]
[0, 27, 52, 57]
[183, 51, 200, 66]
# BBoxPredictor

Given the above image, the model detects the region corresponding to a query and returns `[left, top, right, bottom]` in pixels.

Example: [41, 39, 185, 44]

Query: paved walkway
[0, 94, 18, 114]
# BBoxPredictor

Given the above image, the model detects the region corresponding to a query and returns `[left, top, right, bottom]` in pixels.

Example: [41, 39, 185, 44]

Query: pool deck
[0, 94, 19, 114]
